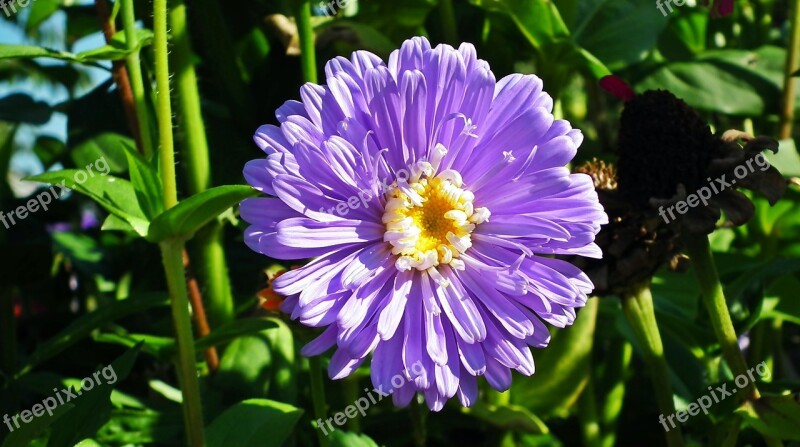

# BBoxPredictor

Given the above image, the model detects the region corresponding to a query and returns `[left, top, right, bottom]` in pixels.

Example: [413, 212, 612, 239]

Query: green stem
[600, 339, 632, 447]
[308, 356, 330, 447]
[779, 0, 800, 139]
[579, 375, 602, 447]
[170, 0, 234, 327]
[160, 241, 205, 447]
[154, 1, 204, 445]
[622, 282, 685, 447]
[437, 0, 458, 44]
[154, 0, 178, 210]
[170, 1, 209, 195]
[121, 0, 153, 159]
[295, 0, 318, 84]
[343, 376, 361, 432]
[682, 233, 759, 400]
[409, 398, 427, 447]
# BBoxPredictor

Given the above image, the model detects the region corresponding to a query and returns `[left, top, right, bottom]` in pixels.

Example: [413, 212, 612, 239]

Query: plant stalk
[295, 0, 318, 84]
[622, 282, 684, 447]
[169, 0, 235, 327]
[682, 233, 759, 400]
[308, 356, 330, 447]
[154, 0, 205, 444]
[121, 0, 154, 158]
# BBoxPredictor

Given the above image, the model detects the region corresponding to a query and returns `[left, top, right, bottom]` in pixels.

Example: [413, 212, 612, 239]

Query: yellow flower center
[382, 155, 490, 272]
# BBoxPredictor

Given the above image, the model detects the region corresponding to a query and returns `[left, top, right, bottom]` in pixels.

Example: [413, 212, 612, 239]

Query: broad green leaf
[571, 0, 669, 69]
[511, 298, 598, 416]
[18, 294, 167, 375]
[70, 133, 131, 175]
[330, 431, 380, 447]
[26, 0, 64, 31]
[205, 399, 303, 447]
[121, 141, 163, 219]
[195, 318, 278, 352]
[464, 402, 550, 434]
[468, 0, 570, 49]
[146, 185, 258, 243]
[215, 333, 273, 400]
[47, 346, 142, 447]
[737, 395, 800, 440]
[26, 170, 150, 237]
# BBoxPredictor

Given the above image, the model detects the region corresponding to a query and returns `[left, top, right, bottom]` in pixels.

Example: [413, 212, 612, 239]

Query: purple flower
[241, 37, 607, 410]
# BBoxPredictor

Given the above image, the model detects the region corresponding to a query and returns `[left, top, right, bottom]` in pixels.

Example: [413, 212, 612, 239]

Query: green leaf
[0, 45, 83, 63]
[47, 345, 142, 447]
[76, 29, 154, 62]
[463, 402, 550, 434]
[195, 318, 278, 352]
[70, 133, 131, 175]
[121, 141, 163, 219]
[94, 332, 175, 360]
[571, 0, 669, 69]
[511, 298, 598, 417]
[737, 395, 800, 440]
[18, 294, 168, 375]
[26, 0, 64, 31]
[26, 170, 150, 237]
[468, 0, 570, 49]
[215, 333, 273, 400]
[205, 399, 303, 447]
[330, 431, 380, 447]
[146, 185, 258, 243]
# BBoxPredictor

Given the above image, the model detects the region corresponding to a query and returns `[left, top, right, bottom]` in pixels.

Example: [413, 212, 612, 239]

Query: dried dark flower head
[615, 89, 787, 234]
[617, 90, 716, 208]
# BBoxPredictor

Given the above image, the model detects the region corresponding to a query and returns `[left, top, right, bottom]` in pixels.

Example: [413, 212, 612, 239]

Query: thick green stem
[170, 1, 209, 195]
[295, 0, 318, 84]
[779, 0, 800, 139]
[121, 0, 154, 159]
[622, 282, 684, 447]
[160, 241, 205, 447]
[154, 0, 178, 210]
[154, 0, 205, 444]
[308, 356, 330, 447]
[682, 233, 759, 400]
[170, 0, 234, 327]
[600, 339, 632, 447]
[437, 0, 458, 44]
